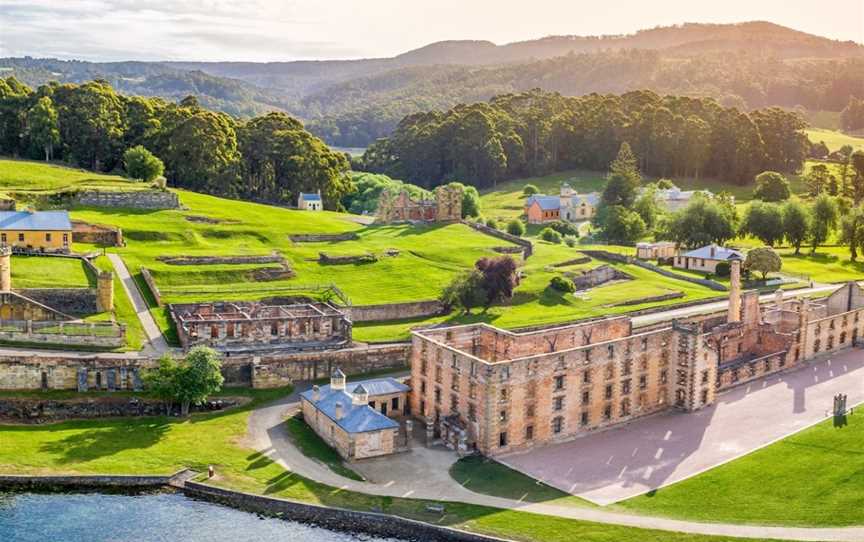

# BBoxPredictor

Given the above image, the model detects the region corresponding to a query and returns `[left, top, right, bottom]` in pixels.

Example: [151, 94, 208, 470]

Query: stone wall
[289, 232, 359, 243]
[71, 220, 124, 247]
[224, 343, 410, 388]
[319, 252, 377, 265]
[17, 288, 97, 316]
[580, 250, 728, 291]
[183, 482, 504, 542]
[71, 190, 180, 210]
[0, 473, 183, 490]
[0, 353, 152, 391]
[157, 254, 284, 266]
[613, 292, 684, 307]
[568, 264, 632, 290]
[462, 220, 533, 258]
[0, 321, 125, 348]
[343, 300, 445, 323]
[139, 267, 163, 307]
[0, 396, 239, 423]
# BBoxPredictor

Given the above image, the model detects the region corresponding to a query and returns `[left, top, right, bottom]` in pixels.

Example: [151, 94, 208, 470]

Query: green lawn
[805, 128, 864, 152]
[285, 413, 363, 481]
[0, 386, 782, 542]
[11, 255, 94, 288]
[0, 158, 146, 193]
[779, 246, 864, 283]
[621, 412, 864, 526]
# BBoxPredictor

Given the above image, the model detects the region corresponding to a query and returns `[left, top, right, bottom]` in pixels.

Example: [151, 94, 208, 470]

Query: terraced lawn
[0, 158, 144, 193]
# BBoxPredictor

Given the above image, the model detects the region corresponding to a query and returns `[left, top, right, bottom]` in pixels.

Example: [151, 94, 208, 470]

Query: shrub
[540, 227, 563, 244]
[549, 220, 579, 237]
[564, 235, 577, 247]
[506, 219, 526, 237]
[715, 261, 731, 277]
[523, 184, 539, 196]
[550, 276, 575, 293]
[123, 145, 164, 183]
[485, 218, 499, 230]
[753, 171, 791, 202]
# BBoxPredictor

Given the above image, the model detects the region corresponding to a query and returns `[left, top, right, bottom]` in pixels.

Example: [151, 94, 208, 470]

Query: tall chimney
[710, 245, 716, 258]
[728, 256, 742, 323]
[0, 246, 10, 292]
[334, 401, 344, 420]
[312, 384, 320, 401]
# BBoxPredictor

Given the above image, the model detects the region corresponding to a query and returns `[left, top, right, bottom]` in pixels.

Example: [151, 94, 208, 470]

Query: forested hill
[2, 21, 863, 147]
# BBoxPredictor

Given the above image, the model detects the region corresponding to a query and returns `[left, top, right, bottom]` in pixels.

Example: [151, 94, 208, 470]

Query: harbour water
[0, 491, 405, 542]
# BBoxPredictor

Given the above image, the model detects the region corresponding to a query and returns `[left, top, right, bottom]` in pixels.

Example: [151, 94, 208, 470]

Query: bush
[123, 145, 164, 183]
[549, 220, 579, 237]
[715, 261, 731, 277]
[550, 276, 575, 293]
[540, 227, 563, 244]
[523, 184, 539, 196]
[506, 219, 525, 237]
[485, 218, 499, 230]
[564, 235, 577, 247]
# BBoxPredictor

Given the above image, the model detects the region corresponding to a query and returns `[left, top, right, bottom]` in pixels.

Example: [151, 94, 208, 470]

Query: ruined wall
[71, 190, 180, 210]
[717, 351, 790, 391]
[289, 233, 358, 243]
[344, 300, 445, 323]
[0, 354, 153, 391]
[568, 265, 632, 290]
[803, 308, 864, 359]
[17, 288, 97, 316]
[139, 268, 163, 307]
[71, 221, 123, 247]
[0, 321, 124, 348]
[0, 396, 239, 422]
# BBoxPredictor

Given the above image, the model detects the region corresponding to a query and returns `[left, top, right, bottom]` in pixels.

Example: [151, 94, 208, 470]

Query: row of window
[0, 232, 69, 245]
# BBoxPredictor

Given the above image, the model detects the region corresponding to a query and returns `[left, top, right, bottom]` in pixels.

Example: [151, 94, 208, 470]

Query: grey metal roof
[574, 193, 600, 206]
[0, 211, 71, 231]
[300, 193, 322, 201]
[300, 377, 407, 434]
[526, 195, 560, 211]
[682, 245, 742, 260]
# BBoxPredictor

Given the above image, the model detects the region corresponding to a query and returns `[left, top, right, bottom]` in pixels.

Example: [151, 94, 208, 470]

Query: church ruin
[376, 185, 463, 223]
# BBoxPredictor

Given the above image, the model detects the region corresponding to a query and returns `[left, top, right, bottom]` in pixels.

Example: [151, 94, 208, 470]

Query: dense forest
[0, 77, 351, 207]
[357, 89, 809, 188]
[3, 22, 863, 147]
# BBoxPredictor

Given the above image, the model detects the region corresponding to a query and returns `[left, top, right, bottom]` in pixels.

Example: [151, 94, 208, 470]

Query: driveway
[499, 348, 864, 505]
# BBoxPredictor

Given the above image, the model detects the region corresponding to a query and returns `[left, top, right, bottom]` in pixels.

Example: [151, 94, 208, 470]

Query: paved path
[500, 348, 864, 505]
[107, 253, 169, 354]
[246, 367, 864, 542]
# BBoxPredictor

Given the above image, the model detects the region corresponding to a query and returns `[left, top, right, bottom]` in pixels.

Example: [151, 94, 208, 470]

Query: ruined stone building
[409, 260, 864, 456]
[300, 369, 411, 459]
[170, 301, 352, 352]
[376, 185, 462, 223]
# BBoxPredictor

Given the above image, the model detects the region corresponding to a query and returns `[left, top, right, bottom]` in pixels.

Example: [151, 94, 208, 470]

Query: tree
[26, 96, 59, 161]
[851, 151, 864, 205]
[745, 247, 782, 280]
[601, 206, 647, 245]
[440, 270, 486, 314]
[805, 164, 837, 197]
[523, 184, 539, 196]
[540, 227, 563, 243]
[143, 347, 223, 416]
[123, 145, 164, 182]
[752, 171, 791, 202]
[548, 220, 579, 237]
[600, 142, 641, 209]
[633, 185, 661, 231]
[809, 194, 838, 254]
[506, 219, 525, 237]
[742, 201, 785, 246]
[475, 256, 520, 309]
[840, 206, 864, 262]
[782, 199, 811, 255]
[662, 197, 736, 248]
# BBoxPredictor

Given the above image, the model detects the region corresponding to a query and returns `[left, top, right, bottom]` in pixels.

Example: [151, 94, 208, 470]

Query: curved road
[247, 382, 864, 542]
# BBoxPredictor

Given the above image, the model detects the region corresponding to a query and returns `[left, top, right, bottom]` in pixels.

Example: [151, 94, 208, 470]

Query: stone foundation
[71, 220, 124, 247]
[568, 264, 633, 290]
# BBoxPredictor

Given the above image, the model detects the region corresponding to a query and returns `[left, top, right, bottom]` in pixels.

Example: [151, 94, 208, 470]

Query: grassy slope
[11, 255, 93, 288]
[805, 128, 864, 152]
[0, 158, 145, 193]
[0, 387, 779, 542]
[285, 414, 363, 481]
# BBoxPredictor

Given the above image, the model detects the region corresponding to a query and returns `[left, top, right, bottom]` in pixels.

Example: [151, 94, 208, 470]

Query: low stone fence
[343, 300, 445, 323]
[579, 250, 727, 291]
[0, 320, 125, 348]
[224, 343, 411, 388]
[17, 288, 98, 316]
[157, 254, 284, 266]
[72, 220, 124, 247]
[551, 256, 592, 267]
[0, 473, 181, 490]
[139, 267, 163, 307]
[567, 264, 632, 290]
[72, 190, 180, 210]
[183, 482, 506, 542]
[612, 292, 684, 306]
[0, 396, 240, 423]
[319, 252, 377, 265]
[289, 232, 359, 243]
[462, 220, 533, 259]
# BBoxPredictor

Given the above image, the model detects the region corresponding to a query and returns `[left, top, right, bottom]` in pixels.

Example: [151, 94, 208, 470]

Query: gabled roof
[300, 193, 321, 202]
[682, 245, 742, 261]
[573, 193, 600, 206]
[0, 211, 71, 231]
[300, 376, 408, 434]
[526, 195, 560, 211]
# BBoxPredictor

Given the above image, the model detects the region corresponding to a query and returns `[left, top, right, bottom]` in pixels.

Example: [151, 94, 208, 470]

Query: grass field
[805, 128, 864, 152]
[0, 158, 146, 193]
[778, 246, 864, 283]
[0, 386, 782, 542]
[11, 255, 94, 288]
[285, 414, 363, 481]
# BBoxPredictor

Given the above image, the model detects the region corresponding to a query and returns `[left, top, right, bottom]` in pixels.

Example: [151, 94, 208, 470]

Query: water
[0, 492, 404, 542]
[331, 146, 367, 157]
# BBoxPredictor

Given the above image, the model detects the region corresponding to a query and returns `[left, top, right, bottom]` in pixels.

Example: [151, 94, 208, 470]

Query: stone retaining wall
[580, 250, 728, 291]
[71, 220, 124, 247]
[72, 190, 180, 210]
[319, 252, 377, 265]
[613, 292, 685, 306]
[0, 325, 124, 349]
[139, 268, 163, 307]
[462, 220, 533, 258]
[344, 300, 445, 323]
[184, 482, 506, 542]
[0, 396, 239, 423]
[289, 232, 359, 243]
[0, 472, 186, 490]
[17, 288, 97, 316]
[567, 264, 632, 290]
[157, 254, 284, 266]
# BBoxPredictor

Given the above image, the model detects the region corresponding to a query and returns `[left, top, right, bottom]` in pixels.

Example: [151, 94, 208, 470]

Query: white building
[298, 192, 323, 211]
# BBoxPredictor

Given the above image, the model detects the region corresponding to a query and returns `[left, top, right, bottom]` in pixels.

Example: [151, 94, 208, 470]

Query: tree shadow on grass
[36, 419, 170, 464]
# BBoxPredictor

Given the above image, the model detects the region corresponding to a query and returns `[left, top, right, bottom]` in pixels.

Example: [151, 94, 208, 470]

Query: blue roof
[682, 245, 742, 260]
[0, 211, 71, 231]
[526, 195, 560, 211]
[300, 193, 322, 202]
[300, 377, 407, 434]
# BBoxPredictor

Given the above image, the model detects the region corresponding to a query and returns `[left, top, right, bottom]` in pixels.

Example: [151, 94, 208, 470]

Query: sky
[0, 0, 862, 62]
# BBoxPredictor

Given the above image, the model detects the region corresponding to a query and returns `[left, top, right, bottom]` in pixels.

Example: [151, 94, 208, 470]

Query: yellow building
[0, 210, 72, 253]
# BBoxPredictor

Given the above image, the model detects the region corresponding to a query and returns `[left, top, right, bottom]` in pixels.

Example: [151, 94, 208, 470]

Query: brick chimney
[334, 401, 344, 420]
[710, 245, 716, 258]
